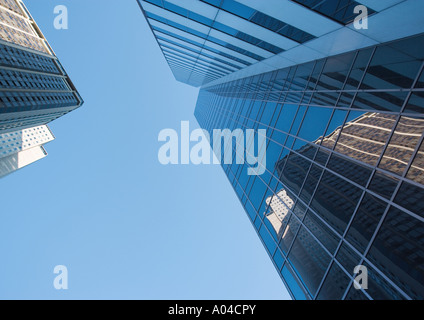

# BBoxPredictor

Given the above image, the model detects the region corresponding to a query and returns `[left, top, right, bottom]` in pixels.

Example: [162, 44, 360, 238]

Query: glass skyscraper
[138, 0, 424, 300]
[0, 0, 83, 176]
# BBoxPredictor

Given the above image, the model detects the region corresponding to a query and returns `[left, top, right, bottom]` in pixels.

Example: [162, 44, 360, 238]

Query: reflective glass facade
[195, 33, 424, 300]
[137, 0, 320, 86]
[139, 0, 424, 299]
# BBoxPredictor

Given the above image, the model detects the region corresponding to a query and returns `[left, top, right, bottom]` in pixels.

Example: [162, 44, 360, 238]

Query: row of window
[194, 56, 424, 299]
[207, 105, 424, 299]
[0, 43, 60, 74]
[143, 0, 285, 54]
[0, 68, 69, 90]
[200, 0, 315, 43]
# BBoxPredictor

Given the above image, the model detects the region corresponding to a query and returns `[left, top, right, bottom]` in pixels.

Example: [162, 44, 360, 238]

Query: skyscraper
[138, 0, 424, 299]
[0, 0, 83, 176]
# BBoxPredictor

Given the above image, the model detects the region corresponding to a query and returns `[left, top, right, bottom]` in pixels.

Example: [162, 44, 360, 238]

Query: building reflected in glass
[195, 32, 424, 300]
[138, 0, 424, 299]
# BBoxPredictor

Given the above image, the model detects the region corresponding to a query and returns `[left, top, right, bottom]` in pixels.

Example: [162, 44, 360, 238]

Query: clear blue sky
[0, 0, 290, 300]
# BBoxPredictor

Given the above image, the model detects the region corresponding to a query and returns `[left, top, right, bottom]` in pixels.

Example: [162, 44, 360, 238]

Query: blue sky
[0, 0, 290, 299]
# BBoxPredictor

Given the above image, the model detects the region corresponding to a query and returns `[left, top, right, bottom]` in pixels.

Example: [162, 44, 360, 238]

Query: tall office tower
[138, 1, 424, 299]
[0, 0, 83, 176]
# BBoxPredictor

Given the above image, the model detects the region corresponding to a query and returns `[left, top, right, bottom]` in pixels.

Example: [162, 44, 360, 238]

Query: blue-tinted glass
[394, 182, 424, 218]
[364, 262, 406, 300]
[279, 213, 300, 254]
[345, 286, 370, 300]
[221, 0, 255, 19]
[345, 193, 387, 253]
[311, 170, 362, 235]
[260, 224, 277, 253]
[282, 265, 307, 300]
[288, 226, 332, 296]
[369, 171, 399, 200]
[298, 106, 333, 143]
[299, 164, 322, 204]
[304, 210, 339, 254]
[327, 153, 372, 187]
[367, 206, 424, 299]
[289, 105, 307, 135]
[317, 263, 350, 300]
[336, 242, 361, 275]
[292, 0, 376, 25]
[273, 249, 285, 270]
[405, 92, 424, 114]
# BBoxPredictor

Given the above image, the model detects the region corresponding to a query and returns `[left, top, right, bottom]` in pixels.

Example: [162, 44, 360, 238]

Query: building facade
[0, 0, 83, 176]
[0, 124, 54, 177]
[138, 0, 424, 299]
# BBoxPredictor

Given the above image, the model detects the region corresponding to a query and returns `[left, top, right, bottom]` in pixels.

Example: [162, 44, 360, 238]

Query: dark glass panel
[291, 62, 315, 92]
[279, 151, 312, 196]
[291, 0, 375, 25]
[305, 60, 325, 92]
[311, 170, 362, 235]
[327, 153, 372, 187]
[292, 200, 307, 219]
[394, 182, 424, 218]
[279, 214, 301, 255]
[351, 91, 408, 112]
[310, 90, 340, 107]
[367, 206, 424, 299]
[364, 263, 406, 300]
[368, 171, 399, 200]
[320, 110, 348, 150]
[416, 68, 424, 88]
[362, 44, 422, 90]
[336, 242, 362, 275]
[405, 92, 424, 114]
[317, 263, 350, 300]
[299, 164, 323, 204]
[288, 227, 332, 296]
[389, 33, 424, 61]
[344, 286, 370, 300]
[315, 148, 331, 165]
[317, 52, 356, 91]
[345, 193, 388, 253]
[304, 210, 340, 254]
[343, 48, 374, 91]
